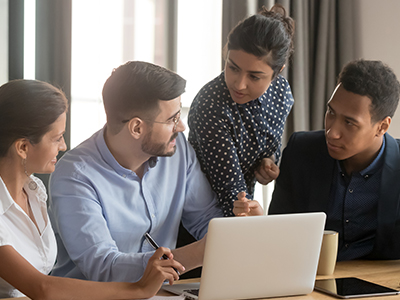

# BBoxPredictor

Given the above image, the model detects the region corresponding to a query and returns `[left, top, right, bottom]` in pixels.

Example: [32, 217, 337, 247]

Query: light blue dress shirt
[48, 126, 223, 282]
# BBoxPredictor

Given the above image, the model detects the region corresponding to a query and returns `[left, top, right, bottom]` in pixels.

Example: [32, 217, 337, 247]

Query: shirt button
[349, 189, 353, 193]
[151, 214, 155, 218]
[345, 244, 349, 248]
[345, 219, 349, 223]
[122, 174, 126, 178]
[365, 175, 369, 179]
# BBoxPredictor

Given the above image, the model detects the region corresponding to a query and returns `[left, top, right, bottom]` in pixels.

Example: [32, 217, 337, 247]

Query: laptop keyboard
[184, 288, 199, 296]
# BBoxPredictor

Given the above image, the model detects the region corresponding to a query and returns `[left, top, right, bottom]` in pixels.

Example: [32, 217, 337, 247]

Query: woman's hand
[255, 157, 280, 185]
[233, 192, 264, 216]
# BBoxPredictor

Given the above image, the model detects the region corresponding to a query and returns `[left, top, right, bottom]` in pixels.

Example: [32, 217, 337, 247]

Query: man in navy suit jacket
[234, 59, 400, 260]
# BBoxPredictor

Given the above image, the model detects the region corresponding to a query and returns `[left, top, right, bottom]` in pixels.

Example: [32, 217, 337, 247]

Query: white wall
[355, 0, 400, 137]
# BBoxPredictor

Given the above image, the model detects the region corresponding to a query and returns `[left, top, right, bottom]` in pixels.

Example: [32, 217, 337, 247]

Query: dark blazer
[269, 130, 400, 259]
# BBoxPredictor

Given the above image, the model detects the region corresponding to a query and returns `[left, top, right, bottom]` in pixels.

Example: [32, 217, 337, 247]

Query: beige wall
[355, 0, 400, 137]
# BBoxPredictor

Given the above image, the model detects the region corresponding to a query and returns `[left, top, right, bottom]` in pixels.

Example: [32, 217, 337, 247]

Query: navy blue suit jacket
[269, 130, 400, 259]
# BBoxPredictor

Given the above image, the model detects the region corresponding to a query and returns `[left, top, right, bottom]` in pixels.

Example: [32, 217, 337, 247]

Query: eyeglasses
[149, 109, 181, 132]
[122, 107, 181, 132]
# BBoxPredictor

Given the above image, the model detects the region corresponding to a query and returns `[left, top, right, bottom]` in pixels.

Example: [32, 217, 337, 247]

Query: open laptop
[163, 212, 326, 300]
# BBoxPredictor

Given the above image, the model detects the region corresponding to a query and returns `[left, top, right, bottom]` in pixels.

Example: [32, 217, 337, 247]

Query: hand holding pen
[139, 247, 185, 293]
[144, 232, 183, 276]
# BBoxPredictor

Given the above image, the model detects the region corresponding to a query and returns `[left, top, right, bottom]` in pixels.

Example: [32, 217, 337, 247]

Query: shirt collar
[24, 176, 47, 204]
[148, 156, 158, 168]
[0, 176, 13, 214]
[96, 126, 159, 177]
[337, 137, 386, 178]
[0, 175, 46, 215]
[247, 77, 277, 105]
[257, 93, 266, 104]
[360, 136, 386, 176]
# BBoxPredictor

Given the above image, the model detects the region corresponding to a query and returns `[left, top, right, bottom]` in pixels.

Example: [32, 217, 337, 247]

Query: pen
[144, 232, 180, 274]
[144, 232, 169, 260]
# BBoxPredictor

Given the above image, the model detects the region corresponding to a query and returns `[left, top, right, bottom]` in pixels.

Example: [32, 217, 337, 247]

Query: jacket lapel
[374, 134, 400, 256]
[308, 134, 336, 212]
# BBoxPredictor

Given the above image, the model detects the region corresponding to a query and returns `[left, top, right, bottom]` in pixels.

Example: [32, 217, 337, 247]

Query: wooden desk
[159, 260, 400, 299]
[4, 260, 400, 300]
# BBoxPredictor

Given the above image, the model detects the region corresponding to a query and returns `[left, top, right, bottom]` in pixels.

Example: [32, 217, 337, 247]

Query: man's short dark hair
[102, 61, 186, 134]
[338, 59, 400, 123]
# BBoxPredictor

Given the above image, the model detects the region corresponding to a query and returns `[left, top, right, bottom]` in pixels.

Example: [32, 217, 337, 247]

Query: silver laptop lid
[199, 212, 326, 300]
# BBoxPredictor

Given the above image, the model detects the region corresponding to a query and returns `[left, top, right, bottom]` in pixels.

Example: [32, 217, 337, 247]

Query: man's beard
[141, 131, 179, 157]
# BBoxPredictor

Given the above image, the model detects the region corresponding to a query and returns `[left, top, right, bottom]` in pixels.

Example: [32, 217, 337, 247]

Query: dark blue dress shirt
[327, 138, 385, 261]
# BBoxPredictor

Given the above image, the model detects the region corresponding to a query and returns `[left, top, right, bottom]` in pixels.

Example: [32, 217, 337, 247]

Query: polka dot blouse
[188, 72, 294, 216]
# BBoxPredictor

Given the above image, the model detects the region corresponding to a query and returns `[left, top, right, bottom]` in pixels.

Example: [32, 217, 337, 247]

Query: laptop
[163, 212, 326, 300]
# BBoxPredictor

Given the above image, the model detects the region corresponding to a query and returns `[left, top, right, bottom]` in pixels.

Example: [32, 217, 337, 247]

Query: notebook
[163, 212, 326, 300]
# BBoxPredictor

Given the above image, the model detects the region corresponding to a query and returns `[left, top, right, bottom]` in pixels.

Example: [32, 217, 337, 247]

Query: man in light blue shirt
[48, 61, 224, 283]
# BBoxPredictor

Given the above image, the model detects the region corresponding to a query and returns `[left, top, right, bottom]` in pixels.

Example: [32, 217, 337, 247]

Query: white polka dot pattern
[188, 72, 294, 216]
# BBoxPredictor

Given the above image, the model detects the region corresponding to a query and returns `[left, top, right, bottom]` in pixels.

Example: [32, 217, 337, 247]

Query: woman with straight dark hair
[0, 79, 183, 299]
[188, 4, 295, 217]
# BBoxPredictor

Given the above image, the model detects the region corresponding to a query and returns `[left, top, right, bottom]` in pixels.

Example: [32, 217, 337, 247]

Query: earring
[23, 158, 37, 190]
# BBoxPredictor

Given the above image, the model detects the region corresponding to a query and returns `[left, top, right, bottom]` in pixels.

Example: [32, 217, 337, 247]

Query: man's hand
[138, 247, 185, 295]
[255, 157, 280, 185]
[233, 192, 264, 216]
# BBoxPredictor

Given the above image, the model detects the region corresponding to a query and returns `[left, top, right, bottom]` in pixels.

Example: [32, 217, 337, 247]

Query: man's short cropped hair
[102, 61, 186, 134]
[338, 59, 400, 123]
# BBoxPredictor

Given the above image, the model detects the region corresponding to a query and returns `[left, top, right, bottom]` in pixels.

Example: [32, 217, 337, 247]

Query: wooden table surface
[3, 260, 400, 300]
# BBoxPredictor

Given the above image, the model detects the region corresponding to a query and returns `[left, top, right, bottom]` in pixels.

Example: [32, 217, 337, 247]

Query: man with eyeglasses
[48, 61, 224, 283]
